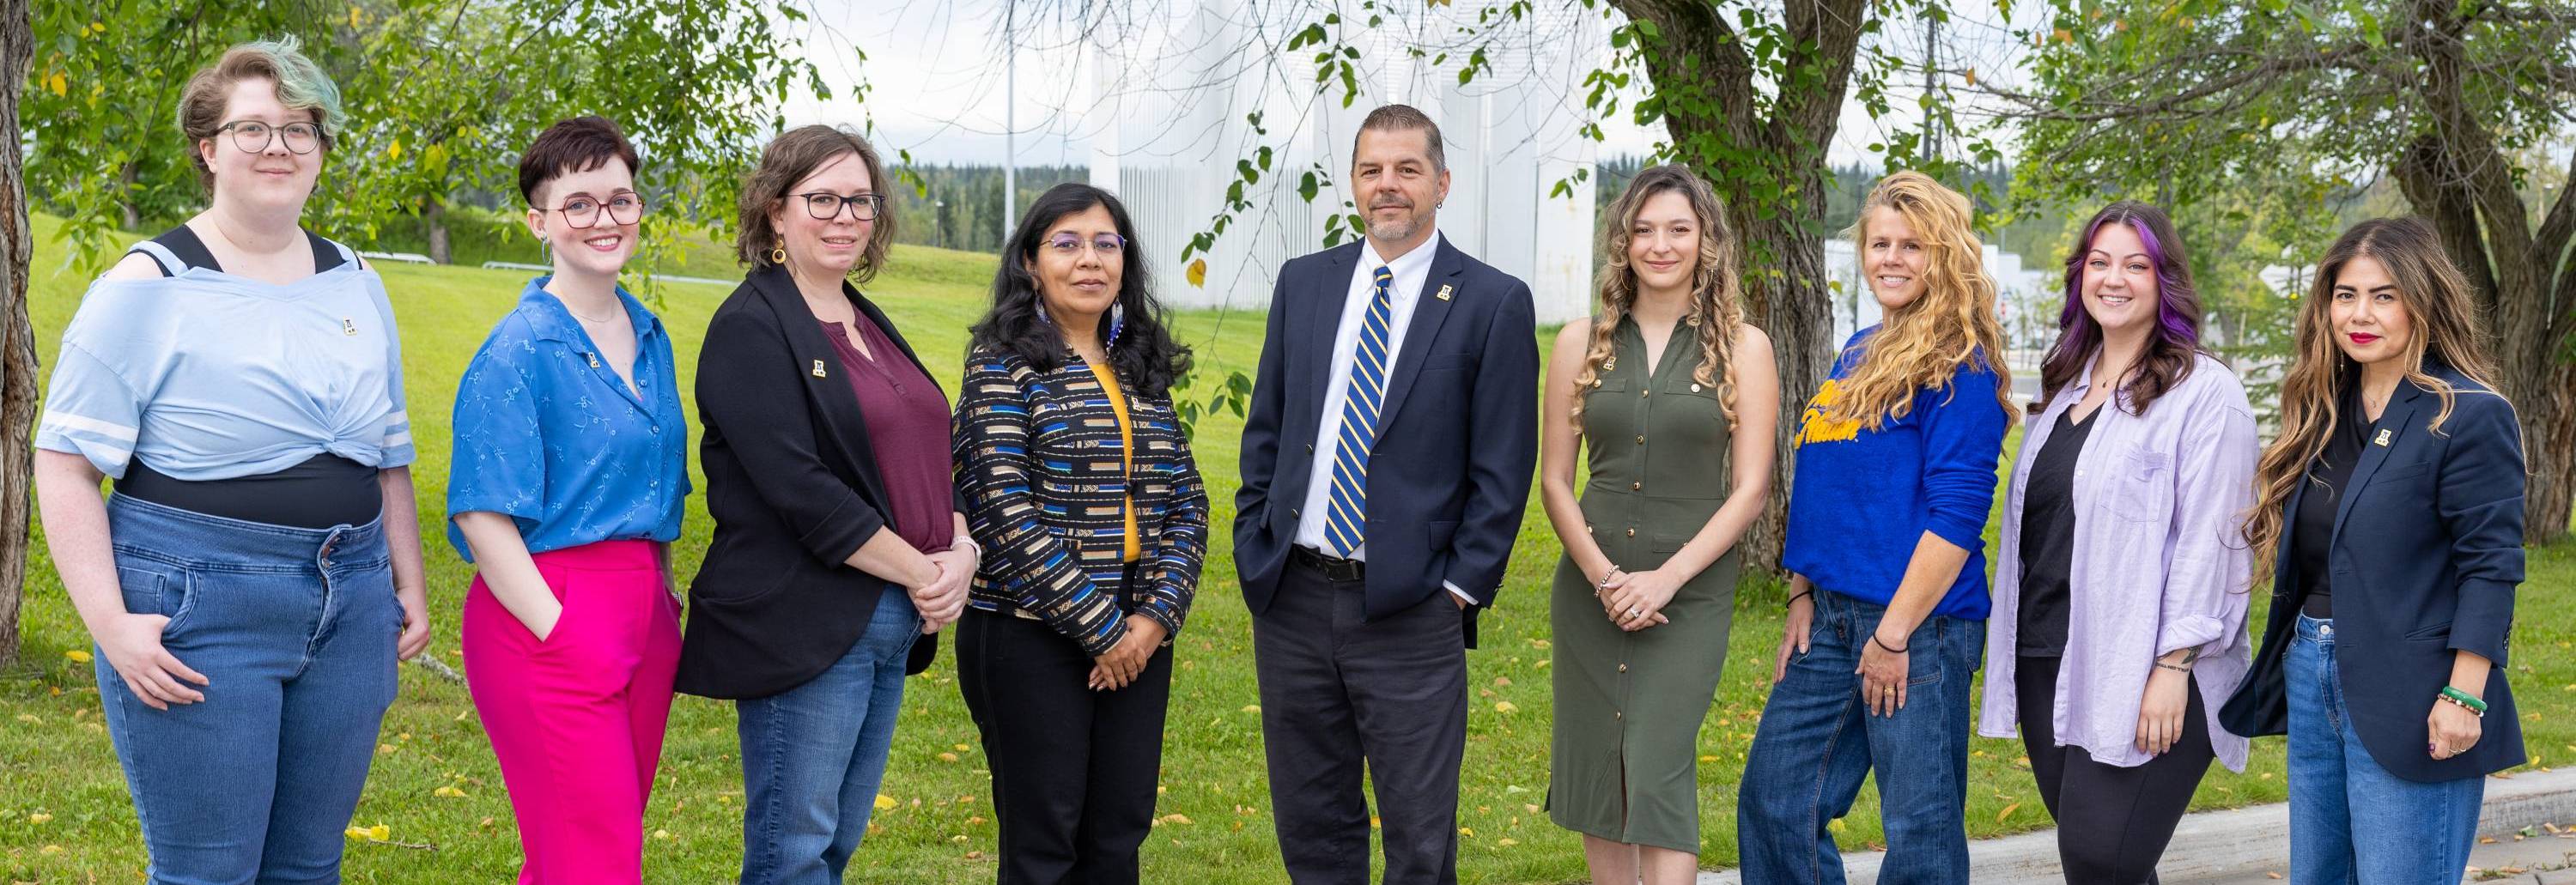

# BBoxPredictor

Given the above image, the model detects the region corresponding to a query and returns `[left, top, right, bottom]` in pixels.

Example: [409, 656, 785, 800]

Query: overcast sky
[775, 0, 2044, 171]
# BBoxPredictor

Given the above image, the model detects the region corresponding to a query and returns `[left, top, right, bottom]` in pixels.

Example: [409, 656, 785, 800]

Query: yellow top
[1087, 361, 1142, 562]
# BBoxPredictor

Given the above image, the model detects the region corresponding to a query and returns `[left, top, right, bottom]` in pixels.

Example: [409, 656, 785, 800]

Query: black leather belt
[1290, 546, 1366, 583]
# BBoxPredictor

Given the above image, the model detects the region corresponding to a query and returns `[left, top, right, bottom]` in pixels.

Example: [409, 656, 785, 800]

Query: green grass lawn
[3, 214, 2571, 883]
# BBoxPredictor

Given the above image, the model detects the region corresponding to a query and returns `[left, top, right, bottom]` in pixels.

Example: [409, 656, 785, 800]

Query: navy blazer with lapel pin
[2219, 362, 2528, 782]
[1233, 234, 1540, 648]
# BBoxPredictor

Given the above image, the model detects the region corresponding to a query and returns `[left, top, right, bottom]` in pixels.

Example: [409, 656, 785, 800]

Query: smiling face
[200, 77, 323, 214]
[2328, 253, 2415, 367]
[526, 158, 640, 280]
[2080, 221, 2160, 338]
[1351, 126, 1450, 248]
[767, 151, 873, 276]
[1860, 205, 1929, 311]
[1025, 203, 1124, 331]
[1626, 190, 1700, 294]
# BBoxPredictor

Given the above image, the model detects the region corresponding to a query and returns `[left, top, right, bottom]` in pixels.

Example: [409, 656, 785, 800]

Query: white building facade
[1078, 1, 1603, 323]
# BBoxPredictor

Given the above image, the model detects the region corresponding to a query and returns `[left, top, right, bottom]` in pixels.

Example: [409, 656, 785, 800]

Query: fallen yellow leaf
[937, 752, 960, 762]
[433, 785, 467, 797]
[1493, 701, 1517, 713]
[1996, 803, 2020, 822]
[28, 813, 53, 824]
[874, 794, 898, 811]
[39, 845, 63, 855]
[64, 650, 92, 663]
[368, 824, 390, 841]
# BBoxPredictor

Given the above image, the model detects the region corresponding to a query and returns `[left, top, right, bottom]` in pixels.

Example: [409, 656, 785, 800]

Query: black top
[674, 266, 957, 700]
[113, 225, 380, 530]
[2017, 405, 2099, 657]
[2292, 385, 2374, 618]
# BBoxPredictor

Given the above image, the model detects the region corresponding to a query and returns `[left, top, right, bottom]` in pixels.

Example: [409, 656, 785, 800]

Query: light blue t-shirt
[444, 277, 690, 562]
[35, 239, 416, 480]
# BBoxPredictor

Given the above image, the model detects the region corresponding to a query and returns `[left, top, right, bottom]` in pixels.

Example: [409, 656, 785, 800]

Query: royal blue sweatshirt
[1783, 326, 2011, 620]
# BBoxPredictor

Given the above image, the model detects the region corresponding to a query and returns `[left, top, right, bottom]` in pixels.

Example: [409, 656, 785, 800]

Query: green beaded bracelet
[2438, 686, 2488, 717]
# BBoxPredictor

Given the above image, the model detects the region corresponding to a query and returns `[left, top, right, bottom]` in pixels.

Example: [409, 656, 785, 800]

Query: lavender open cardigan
[1978, 351, 2259, 771]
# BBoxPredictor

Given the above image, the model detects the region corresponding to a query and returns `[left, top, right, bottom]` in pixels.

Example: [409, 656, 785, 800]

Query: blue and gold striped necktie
[1323, 265, 1395, 555]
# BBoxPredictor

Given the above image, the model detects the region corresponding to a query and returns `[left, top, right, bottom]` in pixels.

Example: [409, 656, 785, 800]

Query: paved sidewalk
[1697, 767, 2576, 884]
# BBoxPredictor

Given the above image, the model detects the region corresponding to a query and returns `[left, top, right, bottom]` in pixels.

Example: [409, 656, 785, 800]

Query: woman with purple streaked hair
[1974, 201, 2261, 883]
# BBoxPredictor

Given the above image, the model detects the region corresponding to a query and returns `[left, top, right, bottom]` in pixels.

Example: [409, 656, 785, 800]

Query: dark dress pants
[1253, 556, 1470, 885]
[2016, 654, 2215, 884]
[960, 607, 1174, 885]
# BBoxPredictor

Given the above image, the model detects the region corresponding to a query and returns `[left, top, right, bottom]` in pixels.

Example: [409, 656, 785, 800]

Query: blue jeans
[95, 494, 400, 885]
[2285, 615, 2482, 884]
[1737, 590, 1984, 885]
[736, 589, 922, 885]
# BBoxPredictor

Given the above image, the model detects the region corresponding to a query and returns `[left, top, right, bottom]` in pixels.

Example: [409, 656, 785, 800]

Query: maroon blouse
[823, 315, 954, 554]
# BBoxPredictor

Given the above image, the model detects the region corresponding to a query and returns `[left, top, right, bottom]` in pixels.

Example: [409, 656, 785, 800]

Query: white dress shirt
[1291, 233, 1477, 604]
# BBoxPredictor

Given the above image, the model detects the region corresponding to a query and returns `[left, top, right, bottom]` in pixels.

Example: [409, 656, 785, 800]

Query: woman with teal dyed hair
[32, 37, 430, 881]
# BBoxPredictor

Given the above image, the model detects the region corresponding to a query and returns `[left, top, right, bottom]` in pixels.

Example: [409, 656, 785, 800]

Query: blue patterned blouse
[446, 276, 690, 561]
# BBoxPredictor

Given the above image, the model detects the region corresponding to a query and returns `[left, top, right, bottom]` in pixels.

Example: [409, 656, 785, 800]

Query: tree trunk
[425, 194, 450, 265]
[1616, 0, 1871, 579]
[118, 159, 139, 231]
[1, 0, 37, 667]
[2396, 1, 2576, 543]
[2519, 367, 2576, 538]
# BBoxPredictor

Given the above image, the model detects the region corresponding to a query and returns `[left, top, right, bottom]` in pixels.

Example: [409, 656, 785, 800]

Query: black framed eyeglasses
[549, 191, 647, 228]
[1043, 233, 1127, 258]
[217, 119, 324, 155]
[794, 191, 884, 221]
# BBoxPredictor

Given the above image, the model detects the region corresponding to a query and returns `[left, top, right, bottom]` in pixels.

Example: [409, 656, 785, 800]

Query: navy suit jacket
[2219, 364, 2528, 782]
[1232, 236, 1540, 647]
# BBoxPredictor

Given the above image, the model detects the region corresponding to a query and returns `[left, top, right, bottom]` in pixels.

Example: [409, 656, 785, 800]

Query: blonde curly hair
[1827, 171, 2016, 429]
[1571, 165, 1748, 427]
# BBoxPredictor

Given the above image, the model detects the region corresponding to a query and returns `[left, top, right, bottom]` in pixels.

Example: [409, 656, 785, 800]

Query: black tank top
[112, 225, 385, 529]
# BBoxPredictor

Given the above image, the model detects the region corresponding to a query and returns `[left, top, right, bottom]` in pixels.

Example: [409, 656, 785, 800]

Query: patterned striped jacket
[952, 344, 1210, 656]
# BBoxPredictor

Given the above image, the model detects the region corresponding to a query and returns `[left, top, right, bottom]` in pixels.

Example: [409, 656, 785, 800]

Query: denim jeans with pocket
[2285, 615, 2483, 884]
[95, 493, 401, 885]
[1736, 589, 1984, 885]
[735, 588, 923, 884]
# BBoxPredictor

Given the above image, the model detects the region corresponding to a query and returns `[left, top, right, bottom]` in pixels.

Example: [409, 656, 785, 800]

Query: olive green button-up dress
[1546, 316, 1741, 852]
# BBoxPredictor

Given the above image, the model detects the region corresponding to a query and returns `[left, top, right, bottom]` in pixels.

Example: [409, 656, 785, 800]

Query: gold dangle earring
[769, 239, 787, 265]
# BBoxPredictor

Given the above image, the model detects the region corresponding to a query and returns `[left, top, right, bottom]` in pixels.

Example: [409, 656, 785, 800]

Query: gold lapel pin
[1435, 284, 1454, 301]
[811, 360, 829, 379]
[587, 353, 601, 368]
[341, 318, 358, 336]
[2373, 428, 2392, 447]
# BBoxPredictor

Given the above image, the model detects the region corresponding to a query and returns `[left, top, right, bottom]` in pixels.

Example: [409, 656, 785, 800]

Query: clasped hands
[1595, 565, 1675, 632]
[908, 548, 975, 634]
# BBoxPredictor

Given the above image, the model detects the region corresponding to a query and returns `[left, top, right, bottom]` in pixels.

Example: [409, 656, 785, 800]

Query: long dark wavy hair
[970, 183, 1191, 397]
[2037, 200, 2207, 414]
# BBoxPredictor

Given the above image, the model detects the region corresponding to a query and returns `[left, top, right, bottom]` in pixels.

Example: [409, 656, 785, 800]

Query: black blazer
[676, 267, 948, 699]
[1233, 236, 1540, 647]
[2219, 364, 2528, 781]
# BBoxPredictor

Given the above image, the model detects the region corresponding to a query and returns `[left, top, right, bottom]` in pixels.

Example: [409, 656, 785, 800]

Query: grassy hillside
[3, 214, 2570, 882]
